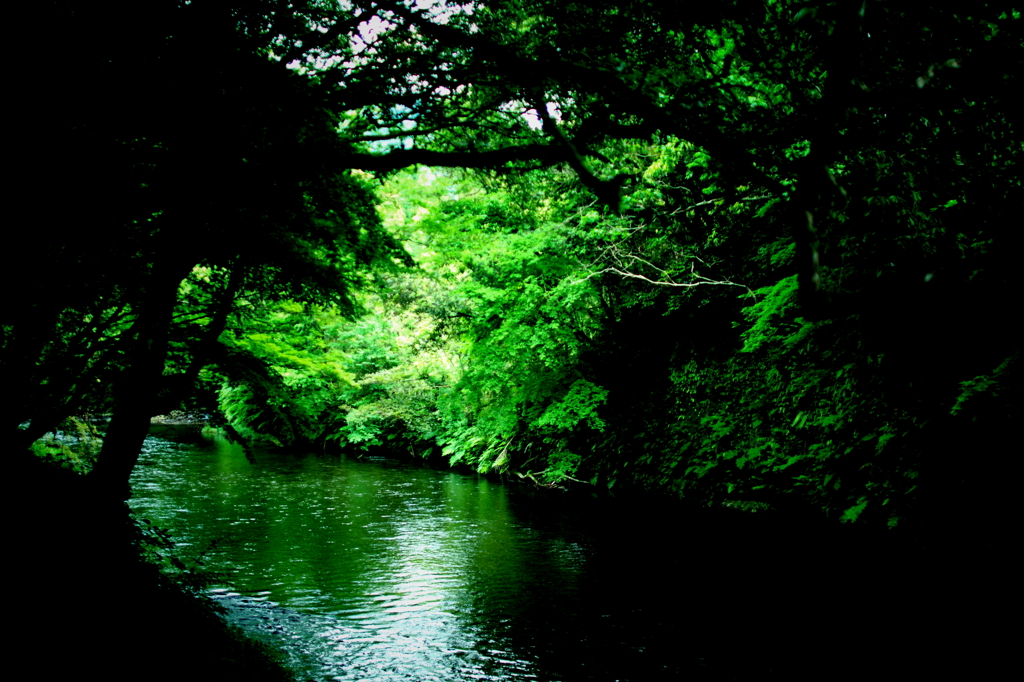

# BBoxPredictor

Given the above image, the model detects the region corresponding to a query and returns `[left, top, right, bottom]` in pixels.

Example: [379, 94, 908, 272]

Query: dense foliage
[8, 0, 1020, 536]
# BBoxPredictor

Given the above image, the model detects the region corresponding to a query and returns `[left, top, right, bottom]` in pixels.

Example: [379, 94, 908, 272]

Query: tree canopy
[8, 1, 1020, 530]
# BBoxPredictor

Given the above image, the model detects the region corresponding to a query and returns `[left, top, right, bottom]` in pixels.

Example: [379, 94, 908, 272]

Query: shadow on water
[125, 430, 1009, 681]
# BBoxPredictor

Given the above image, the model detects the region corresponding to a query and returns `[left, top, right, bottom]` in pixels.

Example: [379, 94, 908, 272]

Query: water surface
[128, 429, 832, 680]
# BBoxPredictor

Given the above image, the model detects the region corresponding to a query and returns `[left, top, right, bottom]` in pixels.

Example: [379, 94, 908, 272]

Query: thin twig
[570, 262, 758, 300]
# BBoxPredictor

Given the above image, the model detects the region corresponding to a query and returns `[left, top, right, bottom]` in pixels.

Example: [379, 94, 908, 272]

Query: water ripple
[131, 432, 711, 681]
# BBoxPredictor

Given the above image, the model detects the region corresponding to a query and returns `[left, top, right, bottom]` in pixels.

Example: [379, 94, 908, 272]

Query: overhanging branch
[341, 144, 568, 172]
[374, 0, 787, 197]
[571, 261, 757, 300]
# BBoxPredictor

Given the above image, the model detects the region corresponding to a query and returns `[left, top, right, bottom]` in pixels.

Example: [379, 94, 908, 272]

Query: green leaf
[841, 498, 869, 523]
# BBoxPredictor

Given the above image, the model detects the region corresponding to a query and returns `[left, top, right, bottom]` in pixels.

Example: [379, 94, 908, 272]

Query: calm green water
[128, 430, 728, 681]
[126, 428, 1005, 681]
[133, 429, 877, 680]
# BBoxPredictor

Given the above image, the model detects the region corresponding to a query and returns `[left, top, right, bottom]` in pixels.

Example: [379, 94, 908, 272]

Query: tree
[8, 1, 407, 497]
[8, 0, 1020, 516]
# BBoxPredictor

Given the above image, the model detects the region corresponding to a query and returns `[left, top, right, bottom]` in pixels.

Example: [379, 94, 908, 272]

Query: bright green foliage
[436, 232, 607, 475]
[375, 169, 611, 482]
[228, 83, 1018, 526]
[215, 301, 355, 447]
[951, 354, 1018, 417]
[12, 1, 1018, 531]
[29, 417, 103, 475]
[216, 301, 408, 449]
[533, 380, 608, 432]
[222, 166, 614, 484]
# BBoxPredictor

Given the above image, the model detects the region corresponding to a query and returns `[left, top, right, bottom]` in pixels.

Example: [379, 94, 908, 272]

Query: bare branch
[341, 144, 567, 172]
[350, 123, 478, 142]
[570, 261, 757, 300]
[671, 195, 774, 214]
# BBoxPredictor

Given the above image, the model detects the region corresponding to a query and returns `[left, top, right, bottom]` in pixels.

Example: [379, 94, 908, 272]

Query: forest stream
[128, 427, 1003, 681]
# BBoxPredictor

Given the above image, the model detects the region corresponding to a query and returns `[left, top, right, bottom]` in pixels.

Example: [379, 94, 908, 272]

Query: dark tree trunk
[89, 258, 191, 501]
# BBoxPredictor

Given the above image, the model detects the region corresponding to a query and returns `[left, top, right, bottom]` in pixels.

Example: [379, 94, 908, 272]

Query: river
[126, 427, 981, 681]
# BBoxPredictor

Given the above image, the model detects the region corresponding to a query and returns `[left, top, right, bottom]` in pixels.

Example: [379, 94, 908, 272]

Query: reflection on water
[129, 431, 728, 680]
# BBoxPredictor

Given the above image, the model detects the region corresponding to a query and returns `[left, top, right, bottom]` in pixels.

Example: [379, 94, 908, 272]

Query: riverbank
[12, 454, 298, 682]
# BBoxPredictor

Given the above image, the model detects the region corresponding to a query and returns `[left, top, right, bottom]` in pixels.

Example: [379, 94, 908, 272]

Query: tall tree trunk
[89, 259, 190, 501]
